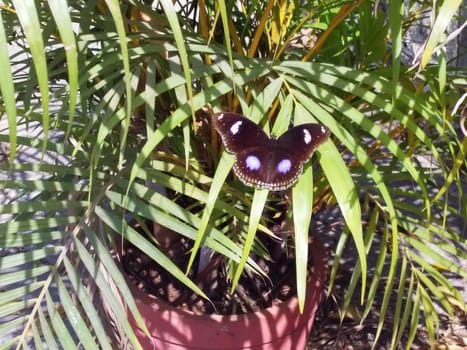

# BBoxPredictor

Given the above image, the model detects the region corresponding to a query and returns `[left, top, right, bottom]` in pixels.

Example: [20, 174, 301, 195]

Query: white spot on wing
[245, 155, 261, 170]
[277, 159, 292, 173]
[303, 129, 312, 144]
[230, 121, 243, 135]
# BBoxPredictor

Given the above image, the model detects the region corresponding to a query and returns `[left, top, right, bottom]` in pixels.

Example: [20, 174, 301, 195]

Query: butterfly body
[212, 112, 329, 191]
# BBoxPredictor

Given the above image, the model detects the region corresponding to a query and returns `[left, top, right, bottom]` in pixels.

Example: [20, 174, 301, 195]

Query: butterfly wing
[255, 124, 329, 191]
[213, 112, 280, 189]
[232, 147, 306, 191]
[211, 112, 269, 153]
[264, 148, 306, 191]
[276, 123, 330, 164]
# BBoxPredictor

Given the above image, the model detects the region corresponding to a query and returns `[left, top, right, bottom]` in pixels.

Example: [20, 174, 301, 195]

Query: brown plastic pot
[127, 237, 328, 350]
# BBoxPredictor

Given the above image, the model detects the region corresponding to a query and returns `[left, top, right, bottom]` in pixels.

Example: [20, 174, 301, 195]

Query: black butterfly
[212, 112, 330, 191]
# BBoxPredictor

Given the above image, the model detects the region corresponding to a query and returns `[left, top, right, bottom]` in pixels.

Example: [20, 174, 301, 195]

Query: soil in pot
[114, 194, 328, 350]
[120, 223, 324, 316]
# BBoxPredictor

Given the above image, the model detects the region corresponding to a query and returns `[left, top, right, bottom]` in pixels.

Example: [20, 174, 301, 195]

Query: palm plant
[0, 0, 465, 349]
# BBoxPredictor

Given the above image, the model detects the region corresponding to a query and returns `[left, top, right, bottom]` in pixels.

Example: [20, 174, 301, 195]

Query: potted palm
[121, 234, 328, 349]
[110, 107, 331, 349]
[1, 1, 465, 350]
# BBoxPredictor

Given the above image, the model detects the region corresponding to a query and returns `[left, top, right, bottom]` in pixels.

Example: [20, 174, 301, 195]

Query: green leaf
[421, 0, 463, 68]
[292, 164, 313, 313]
[11, 0, 50, 159]
[318, 140, 366, 298]
[231, 188, 269, 292]
[47, 0, 78, 137]
[56, 277, 98, 350]
[37, 304, 60, 350]
[0, 10, 17, 163]
[62, 257, 114, 350]
[45, 291, 75, 350]
[70, 236, 143, 350]
[187, 154, 235, 273]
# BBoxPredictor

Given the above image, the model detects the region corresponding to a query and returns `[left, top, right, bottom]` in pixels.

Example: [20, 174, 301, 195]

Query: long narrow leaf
[231, 188, 269, 292]
[292, 165, 313, 312]
[0, 10, 17, 163]
[11, 0, 50, 159]
[318, 140, 366, 298]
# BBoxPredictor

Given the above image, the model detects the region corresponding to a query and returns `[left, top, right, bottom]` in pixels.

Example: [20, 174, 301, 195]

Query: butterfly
[212, 112, 330, 191]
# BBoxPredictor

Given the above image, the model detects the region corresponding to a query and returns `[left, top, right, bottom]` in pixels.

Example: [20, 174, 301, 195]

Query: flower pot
[127, 237, 328, 350]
